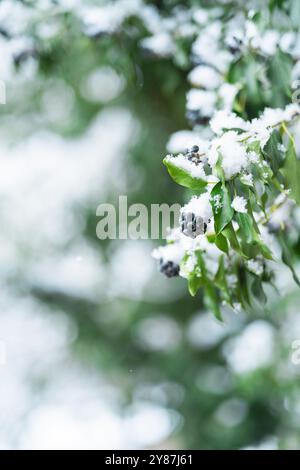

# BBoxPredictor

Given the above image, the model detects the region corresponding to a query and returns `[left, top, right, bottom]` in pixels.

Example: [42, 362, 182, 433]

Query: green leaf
[188, 274, 203, 297]
[204, 282, 222, 321]
[215, 256, 231, 305]
[269, 0, 285, 11]
[214, 233, 229, 254]
[282, 136, 300, 205]
[278, 232, 300, 287]
[248, 192, 261, 233]
[251, 277, 267, 305]
[215, 256, 226, 288]
[268, 50, 292, 107]
[235, 265, 251, 308]
[163, 158, 207, 191]
[263, 130, 284, 175]
[187, 251, 205, 296]
[210, 182, 233, 234]
[260, 190, 269, 213]
[248, 140, 261, 154]
[236, 212, 257, 244]
[243, 57, 267, 108]
[259, 243, 274, 261]
[222, 222, 241, 254]
[189, 251, 223, 319]
[235, 213, 273, 260]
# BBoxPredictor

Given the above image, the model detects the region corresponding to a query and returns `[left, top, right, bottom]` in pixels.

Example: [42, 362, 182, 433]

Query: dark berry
[186, 110, 210, 126]
[159, 260, 180, 278]
[180, 211, 207, 238]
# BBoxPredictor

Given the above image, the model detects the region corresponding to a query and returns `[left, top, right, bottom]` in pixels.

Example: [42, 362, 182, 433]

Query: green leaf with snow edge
[188, 273, 203, 297]
[210, 182, 234, 234]
[214, 233, 229, 254]
[163, 157, 207, 191]
[187, 251, 205, 297]
[222, 222, 242, 255]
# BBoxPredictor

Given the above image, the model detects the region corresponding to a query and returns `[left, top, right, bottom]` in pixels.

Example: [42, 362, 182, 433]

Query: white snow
[231, 196, 248, 214]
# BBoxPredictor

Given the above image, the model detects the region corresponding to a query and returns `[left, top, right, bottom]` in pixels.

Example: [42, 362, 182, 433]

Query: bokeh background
[1, 0, 300, 450]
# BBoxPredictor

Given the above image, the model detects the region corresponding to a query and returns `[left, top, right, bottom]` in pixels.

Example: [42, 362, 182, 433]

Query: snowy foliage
[2, 0, 300, 318]
[145, 0, 300, 318]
